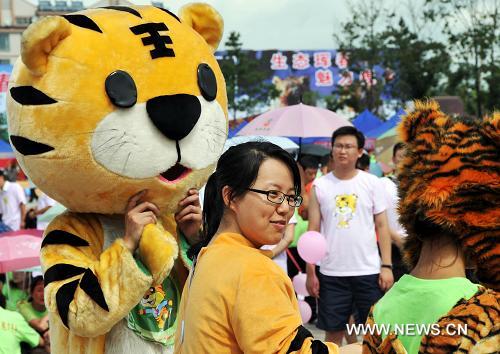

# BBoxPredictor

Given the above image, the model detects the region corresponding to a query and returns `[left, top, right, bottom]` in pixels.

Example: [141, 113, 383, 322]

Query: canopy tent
[352, 109, 383, 135]
[0, 139, 14, 159]
[365, 108, 405, 138]
[228, 120, 249, 138]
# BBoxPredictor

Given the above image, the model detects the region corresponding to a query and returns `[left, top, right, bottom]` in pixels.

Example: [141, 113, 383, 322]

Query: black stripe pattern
[44, 264, 86, 286]
[55, 279, 80, 328]
[80, 268, 109, 311]
[41, 230, 90, 248]
[101, 6, 142, 18]
[49, 264, 111, 329]
[155, 7, 181, 22]
[10, 86, 57, 105]
[287, 325, 313, 353]
[62, 14, 102, 33]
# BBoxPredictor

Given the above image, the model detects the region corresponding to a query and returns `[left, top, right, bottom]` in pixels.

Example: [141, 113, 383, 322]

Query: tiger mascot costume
[7, 4, 227, 354]
[362, 101, 499, 353]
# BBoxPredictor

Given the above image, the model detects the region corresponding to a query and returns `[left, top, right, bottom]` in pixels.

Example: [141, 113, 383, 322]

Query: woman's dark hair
[188, 141, 301, 259]
[30, 276, 44, 295]
[356, 153, 370, 171]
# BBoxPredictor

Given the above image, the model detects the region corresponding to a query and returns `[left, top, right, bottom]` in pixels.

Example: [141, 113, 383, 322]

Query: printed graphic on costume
[335, 194, 357, 228]
[128, 273, 180, 346]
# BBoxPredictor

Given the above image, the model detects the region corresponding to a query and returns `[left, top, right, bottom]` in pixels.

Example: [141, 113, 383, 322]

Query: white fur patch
[105, 320, 172, 354]
[91, 97, 226, 178]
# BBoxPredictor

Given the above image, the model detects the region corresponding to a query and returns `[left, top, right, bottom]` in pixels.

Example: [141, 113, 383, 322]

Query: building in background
[0, 0, 165, 64]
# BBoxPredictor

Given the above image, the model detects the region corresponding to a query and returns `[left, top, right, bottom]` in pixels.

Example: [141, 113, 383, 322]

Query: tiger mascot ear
[398, 100, 449, 143]
[482, 111, 499, 147]
[179, 3, 224, 52]
[21, 16, 72, 76]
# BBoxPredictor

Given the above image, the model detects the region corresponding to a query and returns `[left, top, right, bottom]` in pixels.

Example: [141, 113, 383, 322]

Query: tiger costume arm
[40, 211, 175, 337]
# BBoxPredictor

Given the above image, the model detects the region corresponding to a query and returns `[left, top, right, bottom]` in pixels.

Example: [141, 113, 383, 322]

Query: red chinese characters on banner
[335, 52, 349, 69]
[270, 52, 288, 70]
[338, 70, 354, 87]
[315, 69, 334, 87]
[0, 72, 10, 92]
[360, 69, 377, 87]
[313, 52, 332, 69]
[292, 52, 310, 70]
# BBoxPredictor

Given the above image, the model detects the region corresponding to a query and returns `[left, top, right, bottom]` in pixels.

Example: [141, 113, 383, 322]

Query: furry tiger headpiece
[398, 100, 499, 290]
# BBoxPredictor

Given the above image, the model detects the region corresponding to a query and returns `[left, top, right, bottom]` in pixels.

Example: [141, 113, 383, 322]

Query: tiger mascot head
[398, 100, 499, 290]
[7, 4, 228, 215]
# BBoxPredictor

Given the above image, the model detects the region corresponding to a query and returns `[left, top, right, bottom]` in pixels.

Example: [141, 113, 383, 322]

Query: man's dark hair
[0, 169, 4, 178]
[331, 126, 365, 149]
[393, 142, 405, 158]
[299, 155, 318, 170]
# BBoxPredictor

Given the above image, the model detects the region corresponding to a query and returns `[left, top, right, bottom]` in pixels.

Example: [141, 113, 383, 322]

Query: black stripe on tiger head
[10, 86, 57, 105]
[101, 6, 142, 18]
[155, 7, 181, 22]
[62, 14, 102, 33]
[10, 135, 54, 156]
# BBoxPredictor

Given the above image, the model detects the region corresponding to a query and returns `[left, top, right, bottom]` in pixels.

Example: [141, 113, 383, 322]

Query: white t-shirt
[379, 176, 407, 238]
[36, 193, 57, 230]
[313, 170, 386, 276]
[261, 213, 297, 273]
[0, 181, 27, 231]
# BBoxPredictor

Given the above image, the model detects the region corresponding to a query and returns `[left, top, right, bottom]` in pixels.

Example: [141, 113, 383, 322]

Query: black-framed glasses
[246, 188, 303, 207]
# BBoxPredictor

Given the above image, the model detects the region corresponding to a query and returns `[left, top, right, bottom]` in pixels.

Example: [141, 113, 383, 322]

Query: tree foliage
[219, 32, 279, 118]
[330, 0, 450, 113]
[332, 0, 498, 116]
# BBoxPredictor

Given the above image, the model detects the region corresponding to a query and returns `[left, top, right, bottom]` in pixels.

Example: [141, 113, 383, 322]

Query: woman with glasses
[174, 141, 339, 353]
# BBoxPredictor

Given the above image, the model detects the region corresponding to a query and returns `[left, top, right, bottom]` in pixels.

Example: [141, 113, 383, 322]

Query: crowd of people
[0, 162, 56, 354]
[0, 118, 496, 353]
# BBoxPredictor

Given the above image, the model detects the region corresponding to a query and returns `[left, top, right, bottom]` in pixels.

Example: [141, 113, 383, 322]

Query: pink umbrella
[237, 103, 352, 138]
[0, 235, 42, 272]
[0, 229, 43, 238]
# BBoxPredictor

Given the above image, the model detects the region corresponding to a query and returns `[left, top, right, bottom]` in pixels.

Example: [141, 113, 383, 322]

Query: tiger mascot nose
[146, 94, 201, 141]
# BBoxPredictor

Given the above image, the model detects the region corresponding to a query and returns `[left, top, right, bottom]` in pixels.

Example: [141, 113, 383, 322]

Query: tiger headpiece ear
[397, 100, 500, 290]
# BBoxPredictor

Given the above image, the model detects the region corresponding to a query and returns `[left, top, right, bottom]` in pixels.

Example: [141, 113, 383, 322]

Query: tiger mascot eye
[7, 4, 227, 354]
[362, 101, 499, 354]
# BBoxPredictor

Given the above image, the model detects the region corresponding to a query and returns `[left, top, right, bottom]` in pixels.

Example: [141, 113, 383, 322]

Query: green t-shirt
[16, 301, 47, 322]
[290, 212, 308, 248]
[373, 275, 479, 354]
[1, 286, 28, 312]
[0, 307, 40, 354]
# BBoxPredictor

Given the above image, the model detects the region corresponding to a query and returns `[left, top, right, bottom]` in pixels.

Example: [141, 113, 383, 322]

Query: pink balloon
[297, 231, 327, 263]
[292, 273, 309, 296]
[298, 300, 312, 323]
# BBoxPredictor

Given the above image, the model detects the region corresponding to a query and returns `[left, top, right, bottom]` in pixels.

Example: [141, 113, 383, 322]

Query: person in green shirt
[1, 272, 29, 311]
[17, 276, 48, 335]
[362, 101, 499, 353]
[0, 292, 44, 354]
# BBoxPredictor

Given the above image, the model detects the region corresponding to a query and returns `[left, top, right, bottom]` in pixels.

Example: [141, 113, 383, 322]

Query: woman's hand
[175, 188, 203, 244]
[123, 190, 160, 253]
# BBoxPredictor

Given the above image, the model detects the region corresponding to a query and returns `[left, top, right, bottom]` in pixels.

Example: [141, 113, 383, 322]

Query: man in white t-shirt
[379, 142, 407, 281]
[0, 170, 27, 231]
[35, 192, 57, 230]
[306, 126, 394, 345]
